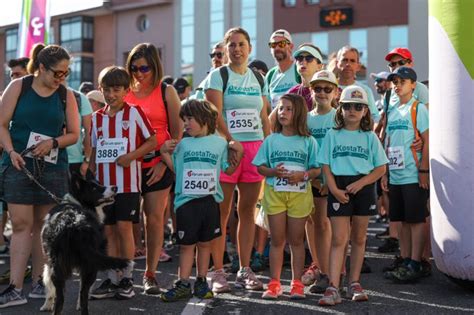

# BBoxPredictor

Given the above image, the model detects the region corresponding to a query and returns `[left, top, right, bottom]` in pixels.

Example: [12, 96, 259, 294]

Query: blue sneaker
[161, 280, 192, 302]
[193, 277, 213, 299]
[0, 284, 27, 308]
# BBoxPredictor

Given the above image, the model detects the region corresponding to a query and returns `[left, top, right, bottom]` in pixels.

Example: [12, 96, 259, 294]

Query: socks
[107, 269, 119, 285]
[123, 261, 135, 279]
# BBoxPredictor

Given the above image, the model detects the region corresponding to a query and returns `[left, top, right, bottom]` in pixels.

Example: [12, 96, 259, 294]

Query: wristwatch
[303, 171, 309, 181]
[83, 157, 90, 164]
[52, 138, 59, 149]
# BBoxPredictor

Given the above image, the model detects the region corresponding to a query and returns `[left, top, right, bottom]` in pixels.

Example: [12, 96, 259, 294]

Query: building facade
[0, 0, 428, 91]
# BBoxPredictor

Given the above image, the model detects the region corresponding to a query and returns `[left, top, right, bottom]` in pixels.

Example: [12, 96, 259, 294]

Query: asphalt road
[0, 219, 473, 315]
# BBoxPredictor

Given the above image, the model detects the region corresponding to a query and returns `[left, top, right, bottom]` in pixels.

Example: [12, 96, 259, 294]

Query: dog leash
[18, 147, 65, 205]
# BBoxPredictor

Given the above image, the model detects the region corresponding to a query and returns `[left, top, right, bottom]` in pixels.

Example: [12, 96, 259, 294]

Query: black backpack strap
[72, 90, 81, 112]
[19, 75, 34, 99]
[219, 66, 229, 94]
[250, 68, 265, 93]
[384, 89, 391, 114]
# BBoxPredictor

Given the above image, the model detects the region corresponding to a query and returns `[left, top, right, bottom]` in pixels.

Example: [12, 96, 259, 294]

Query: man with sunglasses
[385, 48, 429, 110]
[370, 71, 391, 113]
[265, 29, 301, 111]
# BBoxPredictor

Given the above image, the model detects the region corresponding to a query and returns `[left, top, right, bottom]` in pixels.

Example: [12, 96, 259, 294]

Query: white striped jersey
[91, 103, 154, 193]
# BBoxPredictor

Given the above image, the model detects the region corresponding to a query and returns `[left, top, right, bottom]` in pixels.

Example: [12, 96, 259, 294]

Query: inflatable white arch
[429, 0, 474, 288]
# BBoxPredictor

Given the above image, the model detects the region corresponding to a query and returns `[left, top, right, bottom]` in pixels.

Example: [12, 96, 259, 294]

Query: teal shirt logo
[332, 145, 369, 160]
[388, 119, 410, 131]
[310, 127, 331, 139]
[270, 150, 307, 164]
[228, 85, 260, 96]
[183, 150, 219, 165]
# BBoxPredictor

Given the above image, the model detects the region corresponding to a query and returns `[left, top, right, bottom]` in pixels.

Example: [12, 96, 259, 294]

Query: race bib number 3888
[96, 138, 128, 163]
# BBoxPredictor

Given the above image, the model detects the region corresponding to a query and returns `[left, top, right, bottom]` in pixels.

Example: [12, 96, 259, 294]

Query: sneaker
[382, 255, 404, 272]
[301, 263, 320, 286]
[361, 258, 372, 274]
[250, 252, 266, 272]
[347, 282, 368, 301]
[378, 237, 399, 253]
[0, 284, 27, 308]
[0, 267, 31, 285]
[115, 277, 135, 299]
[235, 267, 263, 291]
[262, 279, 282, 300]
[143, 275, 161, 295]
[290, 279, 305, 299]
[339, 273, 347, 296]
[193, 277, 213, 299]
[384, 265, 408, 280]
[160, 280, 192, 302]
[211, 269, 231, 294]
[309, 273, 329, 293]
[159, 249, 172, 263]
[375, 227, 390, 239]
[230, 254, 240, 274]
[391, 263, 422, 283]
[420, 259, 432, 277]
[28, 278, 46, 299]
[89, 279, 118, 299]
[134, 248, 146, 260]
[318, 286, 342, 306]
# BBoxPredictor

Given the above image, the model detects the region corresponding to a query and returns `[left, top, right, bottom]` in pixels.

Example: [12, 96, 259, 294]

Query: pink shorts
[220, 140, 264, 184]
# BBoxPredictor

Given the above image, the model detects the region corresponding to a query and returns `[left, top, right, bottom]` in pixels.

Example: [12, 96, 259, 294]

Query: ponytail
[27, 44, 70, 74]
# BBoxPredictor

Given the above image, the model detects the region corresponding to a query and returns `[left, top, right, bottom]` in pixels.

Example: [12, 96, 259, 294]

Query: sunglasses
[268, 40, 289, 49]
[295, 55, 317, 63]
[313, 86, 334, 94]
[47, 67, 70, 79]
[341, 103, 366, 111]
[210, 52, 223, 59]
[388, 59, 410, 68]
[130, 65, 151, 73]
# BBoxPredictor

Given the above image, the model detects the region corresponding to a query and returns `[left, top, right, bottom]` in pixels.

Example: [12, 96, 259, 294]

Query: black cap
[79, 82, 94, 94]
[248, 59, 269, 76]
[173, 77, 189, 94]
[162, 75, 174, 85]
[387, 66, 417, 82]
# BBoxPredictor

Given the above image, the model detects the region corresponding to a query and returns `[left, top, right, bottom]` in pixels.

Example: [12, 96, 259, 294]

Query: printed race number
[226, 109, 259, 133]
[274, 165, 306, 193]
[387, 146, 405, 170]
[96, 138, 128, 163]
[182, 169, 217, 195]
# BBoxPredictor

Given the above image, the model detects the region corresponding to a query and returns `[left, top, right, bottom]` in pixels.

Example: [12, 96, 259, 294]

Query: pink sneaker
[211, 269, 231, 293]
[347, 282, 368, 301]
[159, 249, 172, 262]
[301, 263, 320, 286]
[290, 279, 305, 299]
[262, 279, 282, 300]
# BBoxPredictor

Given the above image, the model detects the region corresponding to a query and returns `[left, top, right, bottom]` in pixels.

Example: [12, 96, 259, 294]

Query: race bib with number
[96, 138, 128, 163]
[387, 146, 405, 170]
[274, 165, 306, 193]
[26, 132, 58, 164]
[226, 109, 259, 133]
[182, 169, 217, 195]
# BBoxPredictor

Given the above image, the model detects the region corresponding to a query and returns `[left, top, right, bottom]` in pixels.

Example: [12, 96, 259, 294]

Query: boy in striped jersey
[89, 66, 157, 300]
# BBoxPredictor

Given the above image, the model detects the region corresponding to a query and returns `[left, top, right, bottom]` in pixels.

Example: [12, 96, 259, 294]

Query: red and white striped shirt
[91, 103, 154, 193]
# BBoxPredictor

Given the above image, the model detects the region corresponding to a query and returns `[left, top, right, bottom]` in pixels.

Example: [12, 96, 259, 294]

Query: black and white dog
[40, 171, 129, 315]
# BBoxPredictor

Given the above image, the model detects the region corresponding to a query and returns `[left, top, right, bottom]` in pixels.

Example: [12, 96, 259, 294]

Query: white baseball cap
[269, 29, 293, 43]
[339, 85, 368, 105]
[310, 70, 338, 87]
[293, 45, 323, 64]
[86, 90, 105, 104]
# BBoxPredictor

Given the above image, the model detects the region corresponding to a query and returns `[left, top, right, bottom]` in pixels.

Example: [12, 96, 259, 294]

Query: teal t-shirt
[67, 93, 93, 164]
[172, 134, 230, 209]
[265, 64, 300, 110]
[1, 87, 68, 170]
[317, 128, 388, 176]
[252, 133, 320, 187]
[307, 108, 336, 147]
[189, 76, 208, 100]
[205, 66, 266, 142]
[388, 81, 429, 111]
[339, 81, 381, 123]
[385, 97, 429, 185]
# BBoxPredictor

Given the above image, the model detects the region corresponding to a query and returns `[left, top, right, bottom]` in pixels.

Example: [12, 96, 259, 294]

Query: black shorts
[388, 183, 428, 223]
[103, 192, 141, 225]
[176, 195, 222, 245]
[327, 175, 377, 217]
[376, 179, 383, 197]
[311, 186, 328, 198]
[141, 166, 174, 195]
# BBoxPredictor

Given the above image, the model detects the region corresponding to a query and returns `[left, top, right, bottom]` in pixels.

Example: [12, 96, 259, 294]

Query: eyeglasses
[295, 55, 317, 63]
[210, 52, 223, 59]
[341, 103, 366, 111]
[388, 59, 410, 68]
[47, 67, 70, 79]
[130, 65, 151, 73]
[268, 40, 289, 49]
[313, 86, 334, 94]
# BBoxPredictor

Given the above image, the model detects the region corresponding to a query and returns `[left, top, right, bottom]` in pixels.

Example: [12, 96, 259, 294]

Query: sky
[1, 0, 103, 27]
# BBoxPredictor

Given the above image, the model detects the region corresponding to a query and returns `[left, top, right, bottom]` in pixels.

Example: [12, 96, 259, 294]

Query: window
[241, 0, 257, 59]
[210, 0, 224, 47]
[181, 0, 194, 67]
[60, 16, 93, 53]
[4, 28, 18, 87]
[389, 26, 408, 52]
[283, 0, 296, 7]
[306, 0, 319, 4]
[67, 56, 94, 90]
[311, 32, 328, 63]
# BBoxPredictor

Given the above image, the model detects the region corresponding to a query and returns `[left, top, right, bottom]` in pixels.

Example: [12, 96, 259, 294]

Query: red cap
[385, 47, 413, 61]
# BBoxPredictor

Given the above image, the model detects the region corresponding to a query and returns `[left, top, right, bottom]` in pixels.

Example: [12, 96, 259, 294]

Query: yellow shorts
[262, 183, 314, 218]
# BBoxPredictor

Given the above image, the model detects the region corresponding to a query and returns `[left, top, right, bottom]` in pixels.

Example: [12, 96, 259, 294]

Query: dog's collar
[62, 194, 81, 206]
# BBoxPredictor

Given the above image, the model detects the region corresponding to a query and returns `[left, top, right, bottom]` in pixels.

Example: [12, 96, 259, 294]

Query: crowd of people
[0, 25, 431, 309]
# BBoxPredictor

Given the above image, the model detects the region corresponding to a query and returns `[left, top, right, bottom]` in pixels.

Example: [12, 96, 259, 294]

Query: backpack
[265, 64, 302, 90]
[219, 66, 265, 94]
[409, 100, 421, 168]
